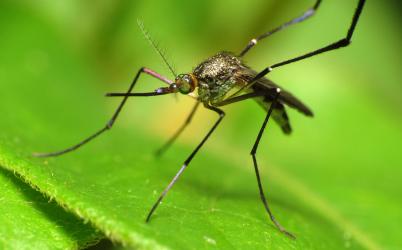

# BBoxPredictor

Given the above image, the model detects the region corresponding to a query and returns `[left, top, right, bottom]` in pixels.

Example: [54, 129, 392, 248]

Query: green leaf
[0, 3, 103, 250]
[1, 1, 401, 249]
[0, 168, 101, 250]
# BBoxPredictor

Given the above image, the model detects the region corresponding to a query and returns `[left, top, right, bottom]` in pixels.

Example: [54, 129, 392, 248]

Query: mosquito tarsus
[33, 0, 366, 239]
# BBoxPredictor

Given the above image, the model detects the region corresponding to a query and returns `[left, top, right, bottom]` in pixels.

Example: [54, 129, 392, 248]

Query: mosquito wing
[236, 68, 314, 117]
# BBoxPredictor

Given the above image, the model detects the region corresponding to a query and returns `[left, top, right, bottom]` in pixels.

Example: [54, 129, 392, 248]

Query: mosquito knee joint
[340, 38, 351, 47]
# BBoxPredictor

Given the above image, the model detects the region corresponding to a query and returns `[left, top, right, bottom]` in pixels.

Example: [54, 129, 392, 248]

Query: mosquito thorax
[174, 74, 198, 94]
[193, 51, 243, 104]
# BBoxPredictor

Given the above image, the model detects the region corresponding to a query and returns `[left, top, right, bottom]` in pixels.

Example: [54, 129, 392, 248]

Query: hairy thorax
[193, 51, 247, 104]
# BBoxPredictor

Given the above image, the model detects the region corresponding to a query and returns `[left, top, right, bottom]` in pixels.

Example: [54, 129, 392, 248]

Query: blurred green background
[1, 0, 401, 249]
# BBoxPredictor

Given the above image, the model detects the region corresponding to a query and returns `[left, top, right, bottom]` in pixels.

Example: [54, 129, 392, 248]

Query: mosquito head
[173, 74, 198, 94]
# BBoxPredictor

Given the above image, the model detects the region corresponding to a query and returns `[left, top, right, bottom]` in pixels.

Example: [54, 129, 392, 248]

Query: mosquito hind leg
[239, 0, 322, 57]
[250, 0, 366, 83]
[33, 67, 173, 157]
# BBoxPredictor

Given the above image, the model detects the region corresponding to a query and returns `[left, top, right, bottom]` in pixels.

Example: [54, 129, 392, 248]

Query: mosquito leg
[33, 67, 173, 157]
[239, 0, 322, 57]
[249, 0, 366, 83]
[250, 88, 295, 238]
[146, 105, 225, 222]
[155, 101, 201, 157]
[215, 92, 265, 107]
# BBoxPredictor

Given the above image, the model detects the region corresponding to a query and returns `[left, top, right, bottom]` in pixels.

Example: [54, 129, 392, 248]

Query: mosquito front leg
[33, 67, 173, 157]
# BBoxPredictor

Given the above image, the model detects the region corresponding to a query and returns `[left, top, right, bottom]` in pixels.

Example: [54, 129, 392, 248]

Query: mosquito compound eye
[177, 74, 196, 94]
[178, 81, 191, 94]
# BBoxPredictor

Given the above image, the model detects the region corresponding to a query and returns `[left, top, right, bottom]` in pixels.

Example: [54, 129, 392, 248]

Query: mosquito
[34, 0, 366, 238]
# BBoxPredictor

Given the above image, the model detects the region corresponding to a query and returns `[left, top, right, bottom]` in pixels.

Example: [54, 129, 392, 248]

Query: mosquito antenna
[137, 19, 177, 78]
